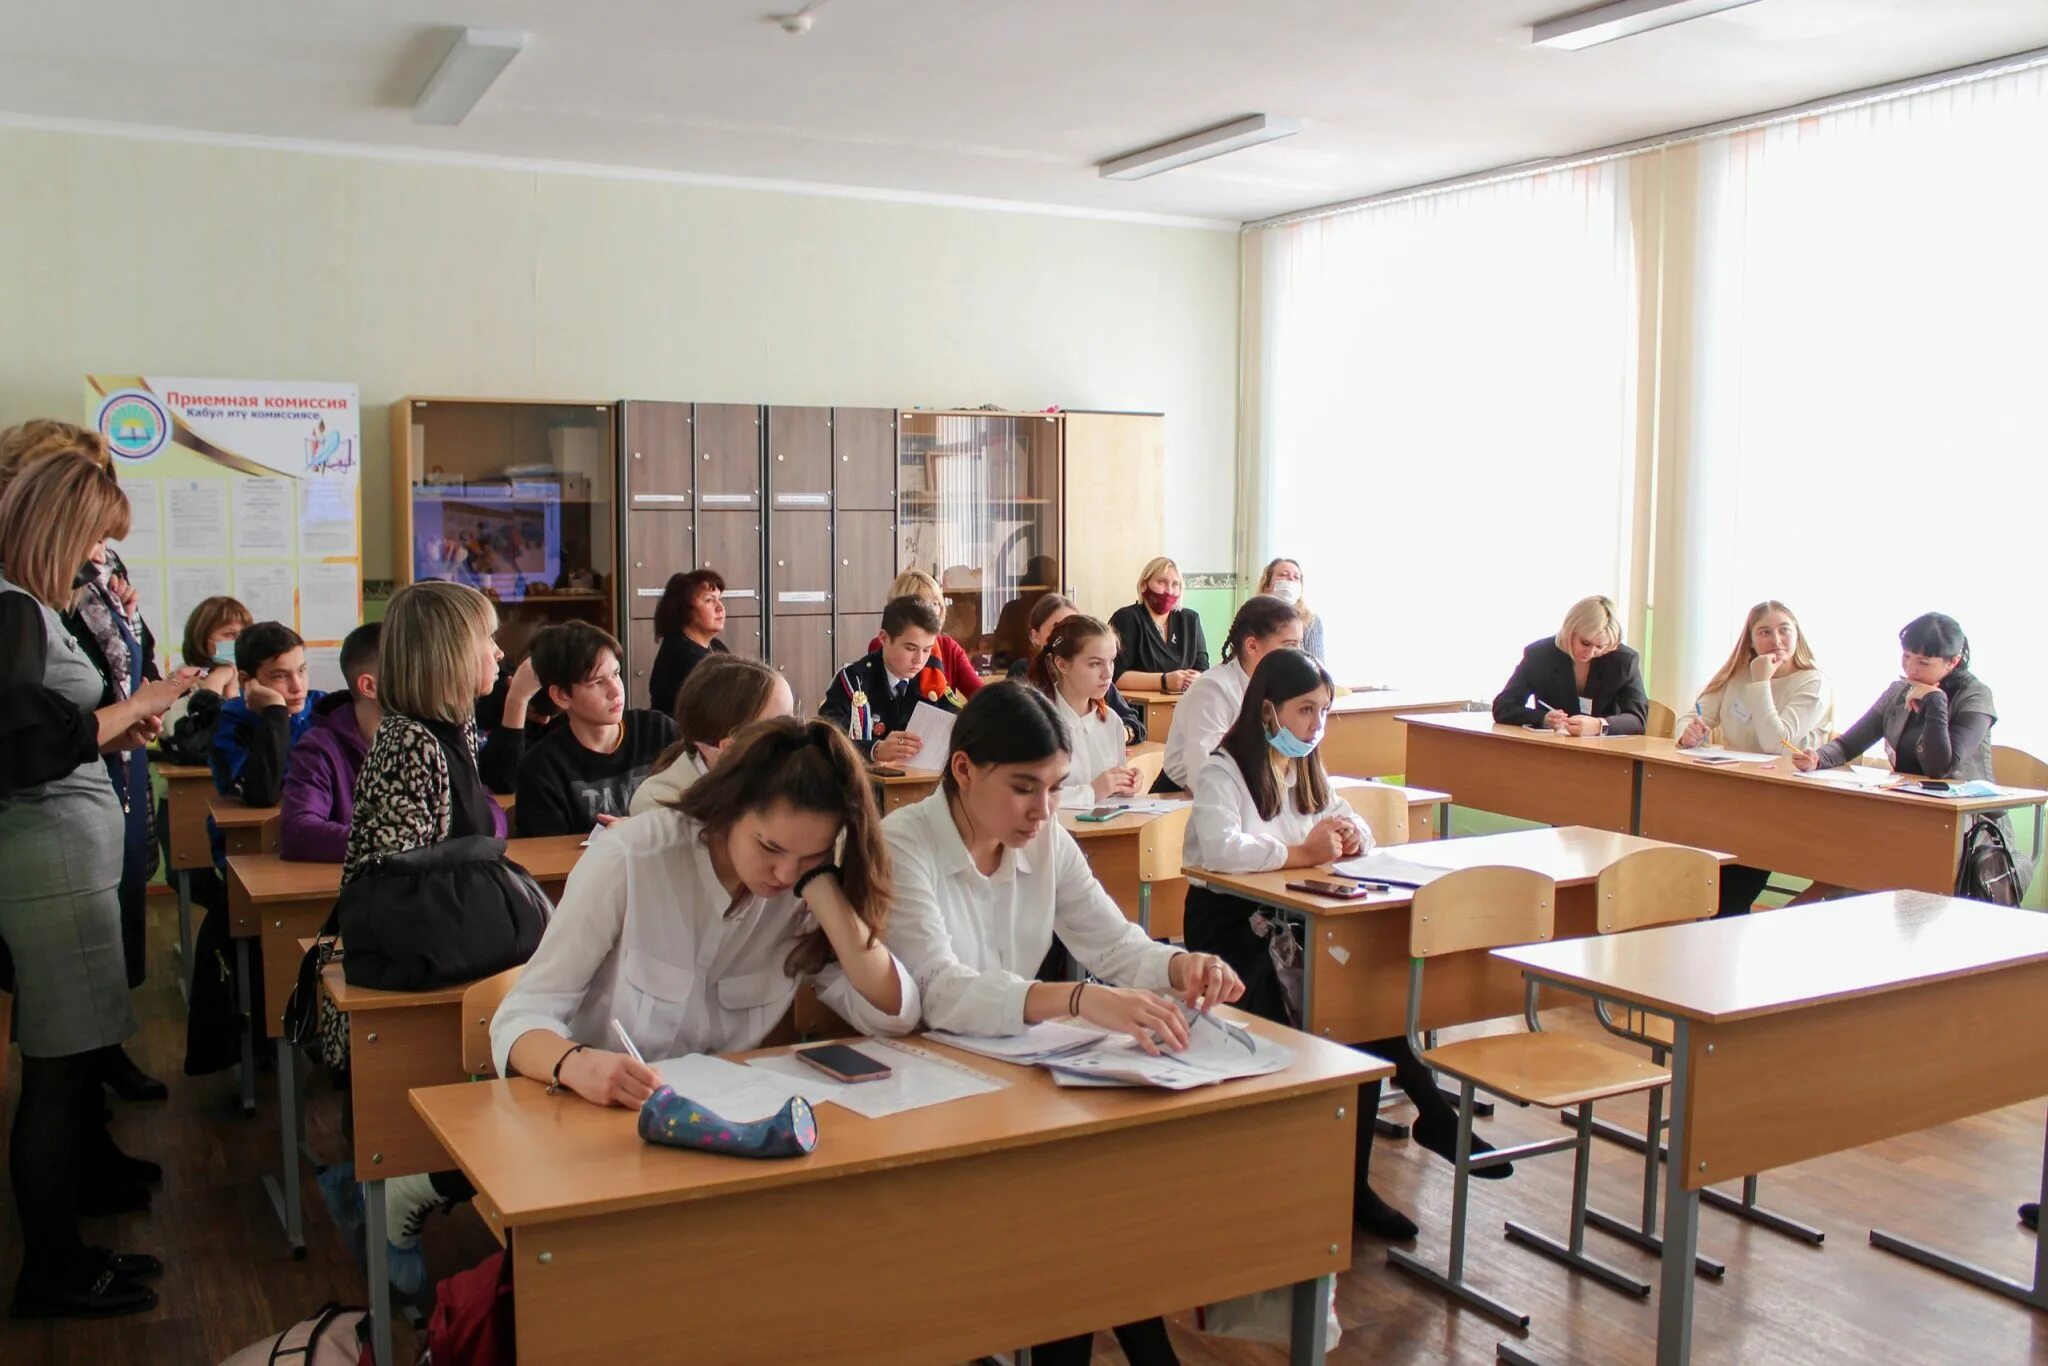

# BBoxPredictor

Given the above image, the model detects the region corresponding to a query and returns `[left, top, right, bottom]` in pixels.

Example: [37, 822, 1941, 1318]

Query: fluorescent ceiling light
[414, 28, 527, 126]
[1099, 115, 1302, 181]
[1532, 0, 1762, 51]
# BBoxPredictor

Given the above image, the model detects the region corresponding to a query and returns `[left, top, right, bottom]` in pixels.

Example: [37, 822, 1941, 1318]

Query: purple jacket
[280, 692, 370, 862]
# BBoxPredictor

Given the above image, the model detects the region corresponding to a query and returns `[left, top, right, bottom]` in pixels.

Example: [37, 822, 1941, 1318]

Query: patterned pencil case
[637, 1086, 819, 1159]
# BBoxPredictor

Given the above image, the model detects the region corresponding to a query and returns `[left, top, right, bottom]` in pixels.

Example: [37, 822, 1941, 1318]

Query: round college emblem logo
[95, 389, 172, 463]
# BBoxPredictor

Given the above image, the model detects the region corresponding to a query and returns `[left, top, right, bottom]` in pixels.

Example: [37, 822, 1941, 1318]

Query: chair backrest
[1645, 700, 1677, 739]
[1409, 866, 1556, 957]
[1126, 744, 1166, 792]
[1335, 781, 1409, 846]
[1136, 805, 1191, 884]
[1993, 744, 2048, 791]
[1595, 846, 1719, 934]
[460, 966, 525, 1078]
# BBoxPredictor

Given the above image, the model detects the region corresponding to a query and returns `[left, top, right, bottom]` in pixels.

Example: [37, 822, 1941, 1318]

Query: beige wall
[0, 124, 1239, 581]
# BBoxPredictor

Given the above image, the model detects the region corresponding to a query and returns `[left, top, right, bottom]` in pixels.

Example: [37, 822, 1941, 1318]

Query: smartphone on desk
[796, 1043, 894, 1083]
[1074, 806, 1122, 823]
[868, 765, 906, 779]
[1286, 878, 1375, 899]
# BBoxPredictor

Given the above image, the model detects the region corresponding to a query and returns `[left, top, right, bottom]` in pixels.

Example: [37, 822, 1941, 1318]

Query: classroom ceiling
[3, 0, 2045, 225]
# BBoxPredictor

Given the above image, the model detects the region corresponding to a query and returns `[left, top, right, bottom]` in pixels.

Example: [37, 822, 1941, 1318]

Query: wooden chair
[1335, 781, 1409, 846]
[1135, 805, 1191, 937]
[1125, 744, 1166, 793]
[460, 967, 524, 1079]
[1645, 700, 1677, 739]
[1386, 866, 1669, 1330]
[1993, 746, 2047, 892]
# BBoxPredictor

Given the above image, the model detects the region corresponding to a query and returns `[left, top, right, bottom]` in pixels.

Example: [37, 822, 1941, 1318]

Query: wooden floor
[2, 894, 2043, 1365]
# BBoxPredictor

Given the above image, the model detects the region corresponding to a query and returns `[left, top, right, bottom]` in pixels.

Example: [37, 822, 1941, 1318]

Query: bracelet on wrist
[547, 1042, 589, 1096]
[792, 864, 841, 900]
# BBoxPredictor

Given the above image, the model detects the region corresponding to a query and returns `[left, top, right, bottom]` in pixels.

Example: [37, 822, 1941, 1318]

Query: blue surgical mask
[213, 643, 238, 666]
[1267, 723, 1323, 760]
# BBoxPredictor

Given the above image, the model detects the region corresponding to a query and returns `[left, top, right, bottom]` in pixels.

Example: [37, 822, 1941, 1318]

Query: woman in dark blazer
[1107, 555, 1209, 696]
[1491, 595, 1648, 736]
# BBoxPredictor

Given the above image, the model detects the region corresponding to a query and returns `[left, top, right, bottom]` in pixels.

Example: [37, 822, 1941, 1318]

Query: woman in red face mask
[1108, 556, 1210, 698]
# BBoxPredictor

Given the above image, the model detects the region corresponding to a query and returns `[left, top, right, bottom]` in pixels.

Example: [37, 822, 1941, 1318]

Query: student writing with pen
[1490, 594, 1648, 736]
[879, 682, 1240, 1366]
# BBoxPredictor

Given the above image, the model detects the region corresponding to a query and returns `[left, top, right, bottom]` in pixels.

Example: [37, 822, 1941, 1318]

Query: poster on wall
[86, 376, 361, 691]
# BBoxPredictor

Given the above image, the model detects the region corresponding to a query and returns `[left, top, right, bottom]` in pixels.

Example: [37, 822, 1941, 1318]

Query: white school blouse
[626, 748, 709, 817]
[1695, 668, 1832, 755]
[1056, 690, 1129, 809]
[881, 789, 1181, 1036]
[489, 809, 919, 1077]
[1163, 658, 1250, 790]
[1184, 751, 1374, 874]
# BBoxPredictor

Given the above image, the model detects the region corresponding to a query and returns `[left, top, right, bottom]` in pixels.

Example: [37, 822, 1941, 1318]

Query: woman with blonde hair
[1491, 594, 1648, 736]
[865, 567, 984, 698]
[1108, 555, 1209, 697]
[1, 451, 199, 1317]
[1256, 557, 1323, 662]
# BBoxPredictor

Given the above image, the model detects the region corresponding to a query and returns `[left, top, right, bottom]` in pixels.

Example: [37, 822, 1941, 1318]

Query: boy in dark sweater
[209, 620, 325, 868]
[820, 595, 965, 764]
[515, 621, 677, 836]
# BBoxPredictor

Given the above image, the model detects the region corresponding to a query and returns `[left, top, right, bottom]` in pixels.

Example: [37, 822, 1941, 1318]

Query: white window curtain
[1671, 63, 2048, 753]
[1242, 163, 1641, 696]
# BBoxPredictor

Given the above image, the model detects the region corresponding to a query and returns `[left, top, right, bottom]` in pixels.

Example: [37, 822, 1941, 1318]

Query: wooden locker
[622, 401, 694, 510]
[1062, 413, 1164, 616]
[625, 616, 659, 713]
[834, 509, 897, 615]
[769, 510, 832, 617]
[725, 617, 764, 660]
[625, 512, 693, 620]
[771, 617, 835, 723]
[696, 510, 762, 616]
[694, 403, 761, 509]
[832, 408, 897, 510]
[766, 407, 833, 512]
[835, 613, 878, 673]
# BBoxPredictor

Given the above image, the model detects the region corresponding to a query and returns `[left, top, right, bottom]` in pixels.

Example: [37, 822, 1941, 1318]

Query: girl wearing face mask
[1162, 595, 1302, 791]
[1678, 602, 1832, 916]
[1256, 557, 1322, 662]
[1025, 615, 1140, 806]
[629, 655, 795, 815]
[1184, 648, 1515, 1242]
[881, 682, 1241, 1366]
[1109, 556, 1209, 697]
[1491, 595, 1648, 736]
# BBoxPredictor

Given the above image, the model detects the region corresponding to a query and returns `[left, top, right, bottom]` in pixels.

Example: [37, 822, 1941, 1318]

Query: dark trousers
[1715, 863, 1773, 917]
[10, 1051, 100, 1282]
[1032, 1316, 1179, 1365]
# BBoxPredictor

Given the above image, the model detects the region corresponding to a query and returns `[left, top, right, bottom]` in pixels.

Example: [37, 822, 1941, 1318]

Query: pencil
[1780, 738, 1803, 756]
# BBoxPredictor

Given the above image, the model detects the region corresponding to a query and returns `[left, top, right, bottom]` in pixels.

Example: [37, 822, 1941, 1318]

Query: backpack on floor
[1957, 815, 2023, 907]
[217, 1302, 369, 1366]
[422, 1249, 516, 1366]
[184, 899, 247, 1076]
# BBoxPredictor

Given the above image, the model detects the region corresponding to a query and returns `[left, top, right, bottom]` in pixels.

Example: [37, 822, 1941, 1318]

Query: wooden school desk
[871, 768, 940, 813]
[237, 834, 586, 1259]
[1496, 892, 2048, 1366]
[1187, 826, 1729, 1046]
[1401, 712, 1655, 832]
[210, 790, 282, 856]
[157, 761, 214, 994]
[411, 1018, 1390, 1366]
[1320, 690, 1473, 779]
[1120, 688, 1181, 747]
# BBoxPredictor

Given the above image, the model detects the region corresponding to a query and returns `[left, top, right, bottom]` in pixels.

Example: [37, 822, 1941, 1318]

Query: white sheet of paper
[120, 561, 165, 645]
[746, 1040, 1005, 1119]
[1331, 852, 1455, 887]
[234, 562, 296, 629]
[1099, 797, 1191, 816]
[1047, 1008, 1293, 1090]
[299, 561, 359, 641]
[304, 646, 344, 694]
[233, 478, 295, 557]
[901, 702, 957, 773]
[1793, 766, 1895, 787]
[1686, 746, 1779, 763]
[111, 477, 162, 562]
[925, 1021, 1113, 1064]
[299, 479, 356, 557]
[168, 563, 232, 637]
[653, 1054, 806, 1123]
[165, 479, 230, 558]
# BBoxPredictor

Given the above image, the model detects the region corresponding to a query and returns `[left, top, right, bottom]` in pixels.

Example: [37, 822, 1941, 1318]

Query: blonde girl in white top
[1182, 647, 1517, 1243]
[1677, 600, 1832, 916]
[881, 681, 1241, 1366]
[1162, 594, 1304, 791]
[1025, 614, 1139, 808]
[492, 717, 918, 1104]
[628, 655, 794, 816]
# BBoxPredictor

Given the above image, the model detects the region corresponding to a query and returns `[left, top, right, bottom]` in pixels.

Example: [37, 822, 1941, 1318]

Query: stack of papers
[1791, 766, 1898, 787]
[745, 1039, 1006, 1119]
[1091, 797, 1190, 816]
[1331, 852, 1455, 887]
[652, 1054, 813, 1122]
[926, 1020, 1113, 1064]
[933, 1006, 1294, 1092]
[1684, 746, 1779, 764]
[1893, 779, 2008, 799]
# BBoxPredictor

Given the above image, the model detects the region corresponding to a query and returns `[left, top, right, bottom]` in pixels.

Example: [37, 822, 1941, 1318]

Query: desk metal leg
[1657, 1019, 1700, 1366]
[366, 1178, 394, 1366]
[1440, 802, 1453, 838]
[1497, 1344, 1548, 1366]
[174, 870, 194, 1003]
[262, 1040, 307, 1258]
[1288, 1274, 1332, 1365]
[233, 938, 257, 1116]
[1701, 1174, 1824, 1244]
[1870, 1115, 2048, 1311]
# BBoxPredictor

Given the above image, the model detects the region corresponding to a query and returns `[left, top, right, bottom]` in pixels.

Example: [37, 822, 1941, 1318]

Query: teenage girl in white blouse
[491, 717, 919, 1103]
[1162, 594, 1302, 791]
[1026, 614, 1141, 808]
[1182, 647, 1517, 1243]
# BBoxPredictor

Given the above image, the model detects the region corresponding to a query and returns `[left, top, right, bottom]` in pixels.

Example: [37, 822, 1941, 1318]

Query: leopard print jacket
[341, 712, 475, 885]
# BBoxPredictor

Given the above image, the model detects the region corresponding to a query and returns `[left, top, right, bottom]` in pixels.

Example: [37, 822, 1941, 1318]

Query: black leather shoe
[101, 1048, 169, 1103]
[1414, 1121, 1515, 1179]
[75, 1182, 152, 1217]
[11, 1269, 157, 1320]
[1355, 1185, 1420, 1241]
[2023, 1202, 2040, 1232]
[88, 1248, 164, 1280]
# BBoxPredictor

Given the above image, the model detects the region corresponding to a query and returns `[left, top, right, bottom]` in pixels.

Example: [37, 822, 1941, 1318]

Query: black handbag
[1956, 816, 2024, 907]
[335, 836, 551, 991]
